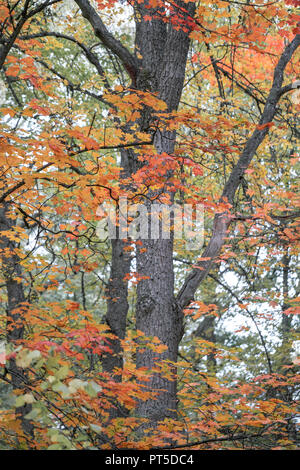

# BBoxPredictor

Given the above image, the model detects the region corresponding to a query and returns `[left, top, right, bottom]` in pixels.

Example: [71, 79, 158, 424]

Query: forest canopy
[0, 0, 299, 450]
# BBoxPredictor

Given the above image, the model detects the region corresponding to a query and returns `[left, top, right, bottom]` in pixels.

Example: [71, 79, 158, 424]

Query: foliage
[0, 0, 299, 450]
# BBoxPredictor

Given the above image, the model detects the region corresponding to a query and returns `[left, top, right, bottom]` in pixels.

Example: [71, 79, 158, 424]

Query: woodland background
[0, 0, 299, 450]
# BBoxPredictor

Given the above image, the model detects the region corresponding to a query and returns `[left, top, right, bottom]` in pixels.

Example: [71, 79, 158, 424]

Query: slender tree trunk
[194, 313, 217, 375]
[102, 239, 131, 377]
[0, 202, 34, 437]
[276, 249, 298, 444]
[100, 148, 134, 419]
[280, 250, 292, 354]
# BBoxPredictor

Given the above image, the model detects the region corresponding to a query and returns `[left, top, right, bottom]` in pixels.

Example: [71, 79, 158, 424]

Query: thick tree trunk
[133, 2, 195, 422]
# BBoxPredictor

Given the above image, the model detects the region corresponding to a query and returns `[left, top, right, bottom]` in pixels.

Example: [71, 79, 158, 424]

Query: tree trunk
[0, 202, 34, 438]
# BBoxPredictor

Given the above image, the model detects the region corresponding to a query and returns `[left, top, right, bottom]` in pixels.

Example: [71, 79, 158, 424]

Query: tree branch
[0, 0, 62, 70]
[19, 31, 111, 89]
[74, 0, 138, 83]
[150, 426, 274, 449]
[177, 34, 300, 310]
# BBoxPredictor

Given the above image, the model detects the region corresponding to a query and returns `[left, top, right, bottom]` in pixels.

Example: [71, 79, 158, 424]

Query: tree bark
[100, 156, 132, 422]
[133, 1, 196, 423]
[0, 202, 34, 437]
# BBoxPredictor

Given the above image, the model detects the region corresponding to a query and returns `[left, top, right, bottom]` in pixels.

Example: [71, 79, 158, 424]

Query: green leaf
[16, 349, 41, 368]
[24, 407, 41, 420]
[15, 393, 35, 407]
[48, 444, 62, 450]
[89, 423, 102, 433]
[55, 365, 70, 380]
[52, 381, 71, 398]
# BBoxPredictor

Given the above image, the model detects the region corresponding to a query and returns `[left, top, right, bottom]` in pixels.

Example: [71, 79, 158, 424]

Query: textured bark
[133, 1, 196, 422]
[102, 235, 131, 381]
[195, 314, 217, 371]
[102, 239, 131, 373]
[277, 250, 293, 372]
[0, 203, 33, 437]
[101, 147, 133, 385]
